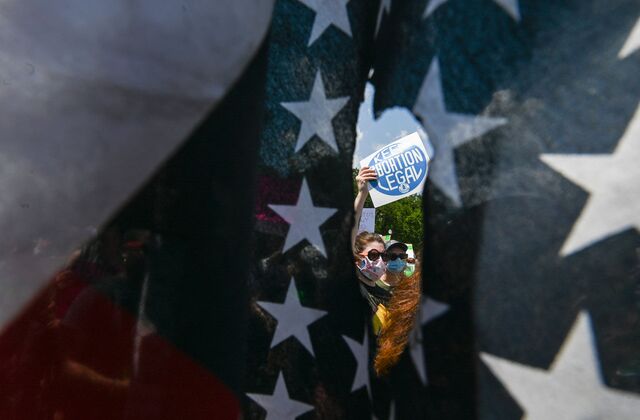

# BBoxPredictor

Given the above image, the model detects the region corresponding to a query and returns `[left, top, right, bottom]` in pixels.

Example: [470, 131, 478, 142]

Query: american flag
[1, 0, 639, 419]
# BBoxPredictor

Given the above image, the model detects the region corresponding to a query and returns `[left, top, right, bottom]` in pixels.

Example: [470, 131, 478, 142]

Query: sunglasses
[359, 250, 409, 262]
[384, 253, 408, 261]
[359, 249, 384, 261]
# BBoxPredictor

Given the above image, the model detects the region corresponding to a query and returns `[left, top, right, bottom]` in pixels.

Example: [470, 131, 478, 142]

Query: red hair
[374, 267, 421, 376]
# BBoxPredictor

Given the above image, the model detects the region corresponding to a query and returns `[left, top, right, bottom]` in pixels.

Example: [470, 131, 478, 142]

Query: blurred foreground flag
[0, 0, 273, 328]
[370, 0, 640, 418]
[0, 1, 274, 419]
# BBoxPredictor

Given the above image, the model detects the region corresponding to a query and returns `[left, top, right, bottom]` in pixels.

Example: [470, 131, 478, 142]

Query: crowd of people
[352, 167, 422, 376]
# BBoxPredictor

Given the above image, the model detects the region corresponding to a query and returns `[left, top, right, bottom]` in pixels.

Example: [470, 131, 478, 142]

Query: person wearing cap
[382, 240, 411, 286]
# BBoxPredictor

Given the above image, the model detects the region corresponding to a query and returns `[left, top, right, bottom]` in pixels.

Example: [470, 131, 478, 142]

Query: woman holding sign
[352, 166, 421, 377]
[352, 166, 379, 246]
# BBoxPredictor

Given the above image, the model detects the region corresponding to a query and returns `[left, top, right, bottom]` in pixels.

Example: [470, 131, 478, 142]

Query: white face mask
[358, 256, 386, 281]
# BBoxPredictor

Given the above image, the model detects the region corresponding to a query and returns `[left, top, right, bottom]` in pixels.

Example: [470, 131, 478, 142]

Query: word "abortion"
[370, 144, 426, 194]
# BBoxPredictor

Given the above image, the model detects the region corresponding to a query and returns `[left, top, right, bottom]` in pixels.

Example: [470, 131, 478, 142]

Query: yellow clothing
[372, 303, 389, 335]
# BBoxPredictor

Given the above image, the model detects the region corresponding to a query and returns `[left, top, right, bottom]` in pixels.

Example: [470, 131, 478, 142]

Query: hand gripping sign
[360, 132, 433, 207]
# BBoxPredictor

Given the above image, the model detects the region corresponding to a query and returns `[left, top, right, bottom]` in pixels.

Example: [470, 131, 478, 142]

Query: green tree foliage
[352, 169, 424, 247]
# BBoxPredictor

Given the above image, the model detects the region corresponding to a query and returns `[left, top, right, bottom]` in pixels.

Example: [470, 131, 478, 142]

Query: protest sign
[406, 243, 415, 259]
[357, 208, 376, 234]
[359, 132, 432, 207]
[404, 243, 415, 276]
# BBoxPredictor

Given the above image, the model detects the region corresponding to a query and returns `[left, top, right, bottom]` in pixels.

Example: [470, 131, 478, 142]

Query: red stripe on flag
[0, 270, 240, 420]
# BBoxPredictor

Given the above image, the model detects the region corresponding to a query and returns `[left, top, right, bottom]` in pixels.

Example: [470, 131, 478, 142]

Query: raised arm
[351, 166, 378, 246]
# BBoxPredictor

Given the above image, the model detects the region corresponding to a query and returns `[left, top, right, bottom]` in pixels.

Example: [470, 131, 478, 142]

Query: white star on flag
[388, 400, 396, 420]
[372, 400, 395, 420]
[409, 297, 450, 385]
[481, 311, 640, 419]
[422, 0, 447, 18]
[257, 278, 327, 356]
[343, 327, 372, 401]
[297, 0, 352, 46]
[413, 58, 507, 206]
[540, 103, 640, 256]
[268, 178, 337, 257]
[423, 0, 520, 21]
[281, 70, 350, 153]
[375, 0, 392, 37]
[619, 17, 640, 59]
[247, 372, 314, 420]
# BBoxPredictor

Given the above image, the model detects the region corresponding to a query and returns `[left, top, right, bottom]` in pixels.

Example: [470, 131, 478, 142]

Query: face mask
[387, 259, 407, 273]
[358, 257, 386, 281]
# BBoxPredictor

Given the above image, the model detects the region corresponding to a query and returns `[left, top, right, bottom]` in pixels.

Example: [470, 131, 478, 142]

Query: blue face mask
[387, 259, 407, 273]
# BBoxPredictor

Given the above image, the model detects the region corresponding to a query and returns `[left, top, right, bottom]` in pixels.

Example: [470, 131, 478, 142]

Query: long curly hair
[374, 264, 422, 376]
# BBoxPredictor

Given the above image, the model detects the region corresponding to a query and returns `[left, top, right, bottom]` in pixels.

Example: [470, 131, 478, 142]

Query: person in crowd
[353, 230, 391, 331]
[352, 166, 422, 376]
[52, 229, 152, 420]
[382, 239, 412, 287]
[353, 166, 393, 330]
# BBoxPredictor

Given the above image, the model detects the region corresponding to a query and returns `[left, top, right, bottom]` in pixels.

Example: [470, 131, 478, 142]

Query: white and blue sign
[360, 132, 432, 207]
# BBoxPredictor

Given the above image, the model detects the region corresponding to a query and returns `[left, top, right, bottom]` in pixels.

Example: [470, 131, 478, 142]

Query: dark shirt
[358, 280, 392, 313]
